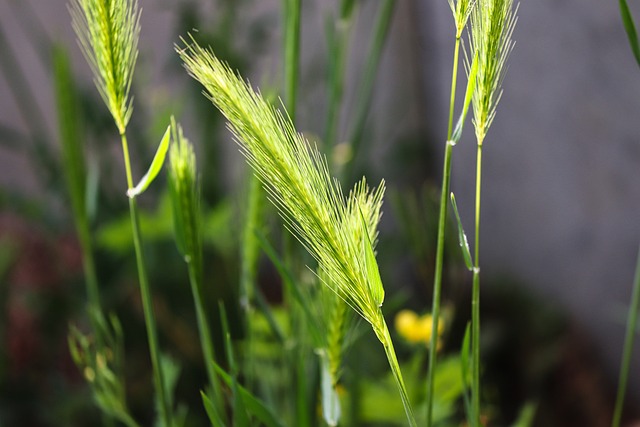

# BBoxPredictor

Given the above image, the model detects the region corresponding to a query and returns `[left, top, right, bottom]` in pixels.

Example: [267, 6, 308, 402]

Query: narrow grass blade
[450, 193, 473, 270]
[254, 230, 318, 338]
[219, 303, 250, 427]
[612, 245, 640, 427]
[54, 43, 86, 226]
[127, 126, 170, 198]
[451, 52, 479, 144]
[460, 322, 473, 423]
[511, 402, 537, 427]
[213, 363, 286, 427]
[201, 391, 226, 427]
[619, 0, 640, 68]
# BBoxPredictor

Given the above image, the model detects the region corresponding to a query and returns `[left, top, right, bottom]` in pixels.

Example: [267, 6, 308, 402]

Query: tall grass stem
[283, 0, 301, 120]
[471, 143, 483, 427]
[121, 132, 172, 427]
[346, 0, 394, 176]
[377, 315, 418, 427]
[612, 245, 640, 427]
[426, 34, 462, 426]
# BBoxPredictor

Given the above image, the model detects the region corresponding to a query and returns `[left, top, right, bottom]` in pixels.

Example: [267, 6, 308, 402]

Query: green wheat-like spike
[469, 0, 517, 144]
[168, 119, 201, 268]
[450, 0, 476, 38]
[70, 0, 140, 134]
[179, 39, 417, 425]
[178, 39, 386, 325]
[326, 291, 347, 384]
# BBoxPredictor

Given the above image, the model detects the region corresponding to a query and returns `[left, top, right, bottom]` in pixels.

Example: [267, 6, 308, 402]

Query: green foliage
[619, 0, 640, 68]
[54, 44, 86, 227]
[450, 193, 473, 270]
[68, 313, 139, 427]
[179, 39, 418, 425]
[128, 126, 171, 198]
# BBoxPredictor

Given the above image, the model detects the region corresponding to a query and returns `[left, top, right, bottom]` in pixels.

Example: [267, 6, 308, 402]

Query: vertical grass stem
[471, 143, 483, 427]
[612, 245, 640, 427]
[121, 132, 172, 427]
[426, 34, 462, 426]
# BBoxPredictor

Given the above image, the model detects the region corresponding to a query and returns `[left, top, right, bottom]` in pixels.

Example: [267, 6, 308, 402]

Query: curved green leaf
[619, 0, 640, 68]
[451, 52, 478, 144]
[126, 125, 170, 198]
[450, 192, 473, 270]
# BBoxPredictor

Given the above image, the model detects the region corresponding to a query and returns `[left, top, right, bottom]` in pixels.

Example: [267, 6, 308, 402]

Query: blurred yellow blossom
[394, 309, 445, 347]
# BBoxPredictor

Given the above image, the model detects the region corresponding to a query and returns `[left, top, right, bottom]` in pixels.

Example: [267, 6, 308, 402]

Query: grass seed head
[178, 38, 387, 329]
[70, 0, 140, 134]
[468, 0, 518, 145]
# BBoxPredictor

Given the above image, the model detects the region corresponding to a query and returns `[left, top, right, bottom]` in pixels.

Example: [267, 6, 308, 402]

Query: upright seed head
[70, 0, 140, 134]
[468, 0, 518, 145]
[168, 118, 202, 271]
[449, 0, 476, 38]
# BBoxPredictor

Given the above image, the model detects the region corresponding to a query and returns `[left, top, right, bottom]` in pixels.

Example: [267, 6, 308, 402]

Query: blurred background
[1, 0, 640, 425]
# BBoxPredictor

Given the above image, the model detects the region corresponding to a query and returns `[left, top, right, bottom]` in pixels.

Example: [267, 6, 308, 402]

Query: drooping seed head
[178, 38, 387, 328]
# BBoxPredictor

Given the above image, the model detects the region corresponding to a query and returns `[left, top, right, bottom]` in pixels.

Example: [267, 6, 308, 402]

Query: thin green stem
[471, 143, 483, 427]
[325, 8, 353, 150]
[283, 0, 301, 121]
[77, 220, 101, 317]
[425, 141, 453, 426]
[345, 0, 394, 177]
[447, 39, 461, 139]
[120, 132, 172, 427]
[187, 261, 224, 414]
[376, 314, 417, 427]
[612, 244, 640, 427]
[426, 35, 462, 426]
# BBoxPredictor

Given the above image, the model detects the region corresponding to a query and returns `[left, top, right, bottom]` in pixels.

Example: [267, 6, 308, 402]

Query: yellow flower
[394, 310, 445, 347]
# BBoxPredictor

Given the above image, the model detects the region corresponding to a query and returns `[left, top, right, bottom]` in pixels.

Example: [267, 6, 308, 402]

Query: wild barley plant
[70, 0, 174, 424]
[179, 40, 417, 426]
[468, 0, 517, 423]
[425, 0, 475, 423]
[167, 119, 226, 421]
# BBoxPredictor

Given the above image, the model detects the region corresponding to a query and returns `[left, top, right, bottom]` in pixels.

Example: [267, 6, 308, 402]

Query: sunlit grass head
[70, 0, 140, 134]
[468, 0, 517, 144]
[177, 38, 388, 328]
[449, 0, 476, 38]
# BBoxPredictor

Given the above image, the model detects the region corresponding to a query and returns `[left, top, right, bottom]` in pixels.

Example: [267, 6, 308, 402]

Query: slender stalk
[425, 35, 462, 426]
[471, 143, 483, 427]
[345, 0, 395, 176]
[425, 142, 453, 425]
[282, 2, 303, 423]
[376, 314, 417, 427]
[187, 261, 223, 410]
[447, 39, 461, 138]
[120, 132, 172, 427]
[325, 1, 355, 150]
[612, 245, 640, 427]
[283, 0, 301, 121]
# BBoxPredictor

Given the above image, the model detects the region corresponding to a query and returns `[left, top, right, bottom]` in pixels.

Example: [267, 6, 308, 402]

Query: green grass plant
[70, 0, 174, 424]
[179, 39, 417, 426]
[468, 0, 517, 424]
